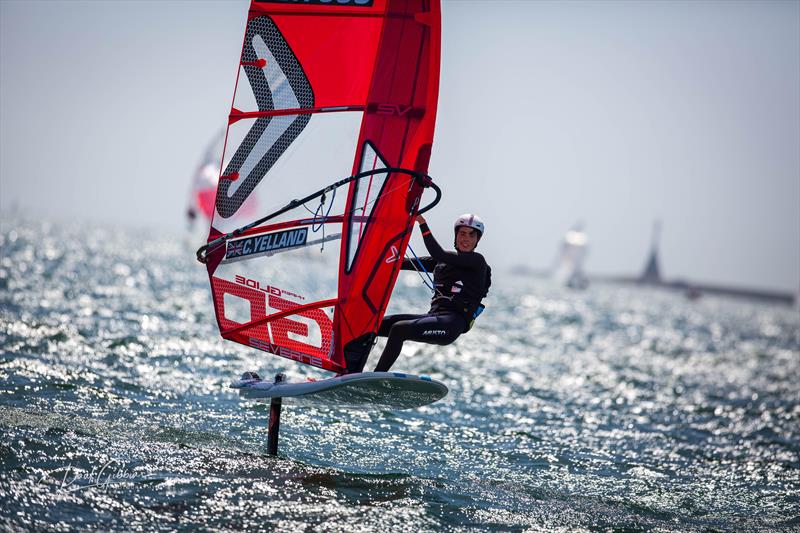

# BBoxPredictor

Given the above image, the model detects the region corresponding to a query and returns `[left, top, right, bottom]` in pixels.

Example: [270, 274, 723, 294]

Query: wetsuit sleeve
[419, 222, 486, 270]
[400, 256, 436, 271]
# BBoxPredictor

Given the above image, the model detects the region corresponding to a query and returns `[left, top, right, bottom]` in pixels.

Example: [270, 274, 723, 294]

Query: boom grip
[416, 181, 441, 215]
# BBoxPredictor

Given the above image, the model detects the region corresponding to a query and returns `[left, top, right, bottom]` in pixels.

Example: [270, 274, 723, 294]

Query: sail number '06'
[214, 277, 333, 362]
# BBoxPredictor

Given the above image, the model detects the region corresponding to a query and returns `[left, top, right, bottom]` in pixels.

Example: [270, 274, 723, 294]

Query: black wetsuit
[372, 222, 491, 372]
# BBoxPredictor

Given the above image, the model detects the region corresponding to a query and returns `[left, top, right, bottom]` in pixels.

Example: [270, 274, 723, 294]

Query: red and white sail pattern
[187, 129, 225, 225]
[203, 0, 441, 373]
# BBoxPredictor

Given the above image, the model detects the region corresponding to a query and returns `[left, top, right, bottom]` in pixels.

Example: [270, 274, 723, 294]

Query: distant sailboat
[553, 222, 589, 289]
[186, 129, 225, 232]
[639, 220, 662, 285]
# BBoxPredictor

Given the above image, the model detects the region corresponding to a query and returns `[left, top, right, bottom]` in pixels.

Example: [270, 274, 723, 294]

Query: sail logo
[376, 104, 413, 116]
[384, 245, 400, 263]
[226, 228, 308, 260]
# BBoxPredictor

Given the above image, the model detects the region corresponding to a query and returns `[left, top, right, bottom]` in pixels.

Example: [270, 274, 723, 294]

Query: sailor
[371, 213, 491, 372]
[186, 207, 198, 231]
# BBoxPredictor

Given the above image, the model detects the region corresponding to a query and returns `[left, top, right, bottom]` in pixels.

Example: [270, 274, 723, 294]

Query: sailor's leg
[373, 314, 463, 372]
[341, 315, 425, 374]
[377, 314, 421, 337]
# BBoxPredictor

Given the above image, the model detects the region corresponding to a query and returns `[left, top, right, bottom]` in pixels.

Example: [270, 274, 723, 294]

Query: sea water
[1, 214, 798, 531]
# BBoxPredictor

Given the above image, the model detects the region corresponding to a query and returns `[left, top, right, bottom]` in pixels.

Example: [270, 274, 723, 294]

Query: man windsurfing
[367, 213, 492, 372]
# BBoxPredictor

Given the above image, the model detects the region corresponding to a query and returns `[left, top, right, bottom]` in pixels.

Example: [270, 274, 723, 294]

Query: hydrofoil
[231, 371, 448, 455]
[231, 371, 448, 410]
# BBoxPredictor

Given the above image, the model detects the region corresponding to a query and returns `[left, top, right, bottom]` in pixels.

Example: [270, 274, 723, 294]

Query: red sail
[204, 0, 441, 374]
[187, 129, 224, 224]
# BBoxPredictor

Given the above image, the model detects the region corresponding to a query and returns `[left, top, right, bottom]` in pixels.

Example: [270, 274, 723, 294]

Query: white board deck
[230, 371, 448, 410]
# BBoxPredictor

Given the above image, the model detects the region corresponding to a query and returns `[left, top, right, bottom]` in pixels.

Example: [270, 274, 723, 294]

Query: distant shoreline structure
[629, 220, 796, 305]
[511, 219, 797, 306]
[593, 274, 796, 306]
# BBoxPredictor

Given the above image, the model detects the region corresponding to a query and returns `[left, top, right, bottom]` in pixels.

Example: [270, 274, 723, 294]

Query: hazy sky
[1, 0, 798, 292]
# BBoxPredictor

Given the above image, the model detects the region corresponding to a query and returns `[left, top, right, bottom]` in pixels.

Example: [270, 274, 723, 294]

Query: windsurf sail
[552, 222, 589, 289]
[198, 0, 442, 374]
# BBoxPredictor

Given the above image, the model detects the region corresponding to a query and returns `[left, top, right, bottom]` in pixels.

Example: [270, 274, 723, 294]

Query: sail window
[346, 142, 390, 272]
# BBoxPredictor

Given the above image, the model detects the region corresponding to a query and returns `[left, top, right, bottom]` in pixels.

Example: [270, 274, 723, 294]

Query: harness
[407, 244, 489, 332]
